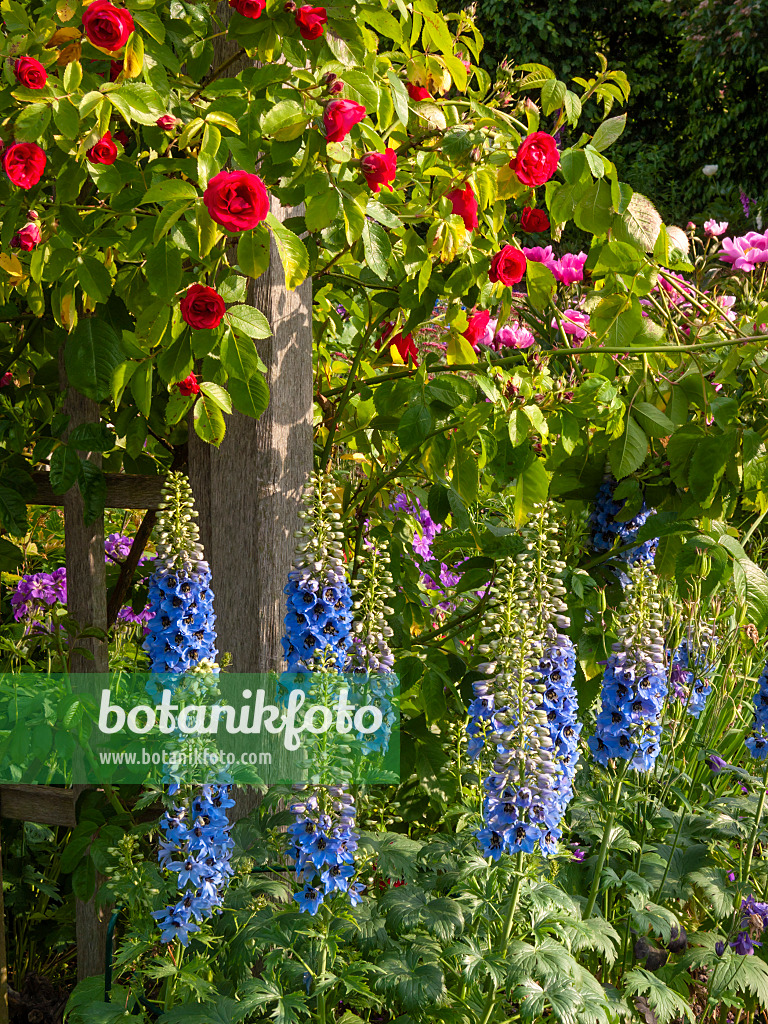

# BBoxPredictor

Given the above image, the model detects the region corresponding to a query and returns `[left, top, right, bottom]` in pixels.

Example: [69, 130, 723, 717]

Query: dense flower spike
[470, 504, 579, 858]
[746, 661, 768, 760]
[143, 474, 217, 675]
[287, 786, 361, 914]
[282, 472, 353, 673]
[589, 478, 658, 564]
[589, 563, 667, 772]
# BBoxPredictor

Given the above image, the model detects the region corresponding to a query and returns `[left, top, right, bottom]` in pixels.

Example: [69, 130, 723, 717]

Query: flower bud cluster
[151, 784, 235, 945]
[471, 504, 580, 858]
[282, 472, 353, 672]
[287, 786, 364, 914]
[746, 660, 768, 759]
[589, 563, 667, 772]
[589, 477, 658, 564]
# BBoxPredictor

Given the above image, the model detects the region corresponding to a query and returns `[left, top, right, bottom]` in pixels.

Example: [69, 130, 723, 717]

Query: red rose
[156, 115, 180, 131]
[0, 372, 13, 388]
[176, 374, 200, 397]
[87, 131, 118, 165]
[3, 143, 46, 189]
[295, 5, 327, 39]
[82, 0, 135, 52]
[406, 82, 430, 101]
[389, 331, 418, 365]
[463, 310, 491, 348]
[114, 129, 131, 147]
[360, 148, 396, 193]
[323, 99, 366, 143]
[14, 56, 47, 90]
[203, 169, 269, 233]
[521, 207, 550, 232]
[445, 182, 478, 232]
[180, 284, 226, 330]
[489, 245, 527, 286]
[510, 132, 559, 187]
[11, 222, 42, 251]
[228, 0, 266, 16]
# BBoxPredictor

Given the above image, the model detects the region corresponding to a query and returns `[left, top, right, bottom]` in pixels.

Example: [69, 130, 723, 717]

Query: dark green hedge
[456, 0, 768, 227]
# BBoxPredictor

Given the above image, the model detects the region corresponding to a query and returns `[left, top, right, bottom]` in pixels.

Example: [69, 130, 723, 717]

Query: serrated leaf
[609, 417, 648, 479]
[199, 382, 232, 414]
[265, 213, 309, 290]
[64, 319, 123, 402]
[145, 238, 183, 302]
[225, 304, 272, 340]
[228, 375, 269, 419]
[193, 393, 227, 447]
[591, 113, 627, 152]
[237, 224, 271, 279]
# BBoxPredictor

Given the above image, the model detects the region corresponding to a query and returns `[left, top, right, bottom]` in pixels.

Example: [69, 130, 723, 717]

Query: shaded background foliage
[453, 0, 768, 228]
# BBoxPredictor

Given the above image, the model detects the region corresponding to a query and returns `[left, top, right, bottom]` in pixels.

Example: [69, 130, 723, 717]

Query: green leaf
[68, 423, 116, 452]
[609, 417, 648, 479]
[53, 98, 80, 139]
[197, 121, 222, 190]
[145, 237, 183, 302]
[541, 78, 567, 115]
[398, 402, 433, 449]
[14, 103, 51, 143]
[734, 558, 768, 630]
[452, 440, 478, 503]
[196, 200, 221, 259]
[362, 219, 391, 280]
[527, 260, 556, 312]
[156, 335, 193, 384]
[591, 113, 627, 152]
[633, 401, 676, 438]
[199, 382, 232, 414]
[612, 192, 662, 252]
[261, 100, 310, 141]
[228, 374, 269, 419]
[265, 213, 309, 290]
[130, 361, 153, 417]
[78, 458, 107, 524]
[225, 304, 272, 340]
[48, 445, 80, 493]
[141, 179, 198, 205]
[221, 331, 262, 379]
[134, 9, 165, 42]
[152, 199, 193, 243]
[77, 256, 112, 303]
[386, 69, 410, 126]
[574, 179, 612, 235]
[237, 225, 271, 278]
[65, 319, 124, 402]
[513, 457, 550, 526]
[193, 393, 226, 447]
[341, 193, 366, 245]
[623, 970, 694, 1024]
[0, 484, 27, 535]
[107, 82, 164, 125]
[0, 536, 22, 570]
[305, 189, 341, 232]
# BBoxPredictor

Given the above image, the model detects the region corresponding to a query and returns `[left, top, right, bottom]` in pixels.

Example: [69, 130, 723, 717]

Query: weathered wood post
[188, 6, 314, 819]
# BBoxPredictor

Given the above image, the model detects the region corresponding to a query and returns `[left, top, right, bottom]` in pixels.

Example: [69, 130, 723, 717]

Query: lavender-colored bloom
[589, 478, 657, 565]
[706, 754, 728, 773]
[670, 634, 715, 717]
[715, 940, 726, 957]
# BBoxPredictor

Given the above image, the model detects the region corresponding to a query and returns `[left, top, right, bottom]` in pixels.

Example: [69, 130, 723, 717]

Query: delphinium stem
[584, 764, 628, 919]
[741, 764, 768, 885]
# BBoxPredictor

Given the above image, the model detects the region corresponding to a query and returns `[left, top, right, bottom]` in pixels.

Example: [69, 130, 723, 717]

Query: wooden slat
[0, 785, 79, 827]
[29, 471, 166, 510]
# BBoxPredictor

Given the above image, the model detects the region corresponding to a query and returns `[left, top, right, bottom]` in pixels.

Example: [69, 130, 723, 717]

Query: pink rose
[704, 219, 728, 237]
[551, 252, 587, 285]
[323, 99, 366, 143]
[496, 323, 535, 349]
[553, 308, 590, 342]
[157, 115, 181, 131]
[11, 222, 42, 251]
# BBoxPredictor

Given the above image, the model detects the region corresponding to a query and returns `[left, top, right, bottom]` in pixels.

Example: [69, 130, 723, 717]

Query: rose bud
[445, 181, 478, 232]
[329, 79, 344, 94]
[406, 81, 431, 101]
[521, 207, 550, 232]
[156, 115, 181, 131]
[27, 209, 38, 219]
[283, 0, 297, 9]
[87, 131, 118, 165]
[11, 222, 42, 251]
[229, 0, 266, 15]
[175, 374, 200, 397]
[82, 0, 135, 52]
[463, 310, 491, 349]
[323, 99, 366, 143]
[510, 132, 559, 187]
[360, 148, 396, 193]
[14, 56, 48, 90]
[3, 142, 46, 189]
[489, 245, 527, 286]
[0, 372, 13, 388]
[203, 170, 270, 232]
[180, 284, 227, 330]
[295, 5, 327, 40]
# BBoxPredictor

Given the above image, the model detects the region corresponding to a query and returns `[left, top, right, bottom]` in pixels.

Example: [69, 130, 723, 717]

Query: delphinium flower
[143, 474, 217, 678]
[151, 781, 235, 945]
[745, 660, 768, 759]
[282, 472, 353, 673]
[470, 504, 578, 858]
[718, 896, 768, 956]
[589, 476, 658, 565]
[669, 626, 716, 718]
[142, 472, 233, 947]
[287, 785, 362, 915]
[589, 563, 667, 771]
[347, 538, 398, 756]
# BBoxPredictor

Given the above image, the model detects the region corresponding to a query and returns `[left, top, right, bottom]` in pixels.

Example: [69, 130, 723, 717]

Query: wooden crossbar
[28, 472, 166, 510]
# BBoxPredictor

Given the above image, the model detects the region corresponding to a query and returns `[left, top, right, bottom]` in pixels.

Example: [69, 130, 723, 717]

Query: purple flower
[706, 754, 728, 773]
[715, 940, 726, 957]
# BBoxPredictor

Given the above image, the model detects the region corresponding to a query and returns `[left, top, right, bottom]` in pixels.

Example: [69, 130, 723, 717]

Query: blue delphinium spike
[670, 629, 715, 718]
[746, 662, 768, 759]
[282, 474, 353, 673]
[287, 786, 359, 915]
[470, 503, 580, 858]
[144, 472, 233, 947]
[589, 563, 667, 772]
[590, 477, 657, 565]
